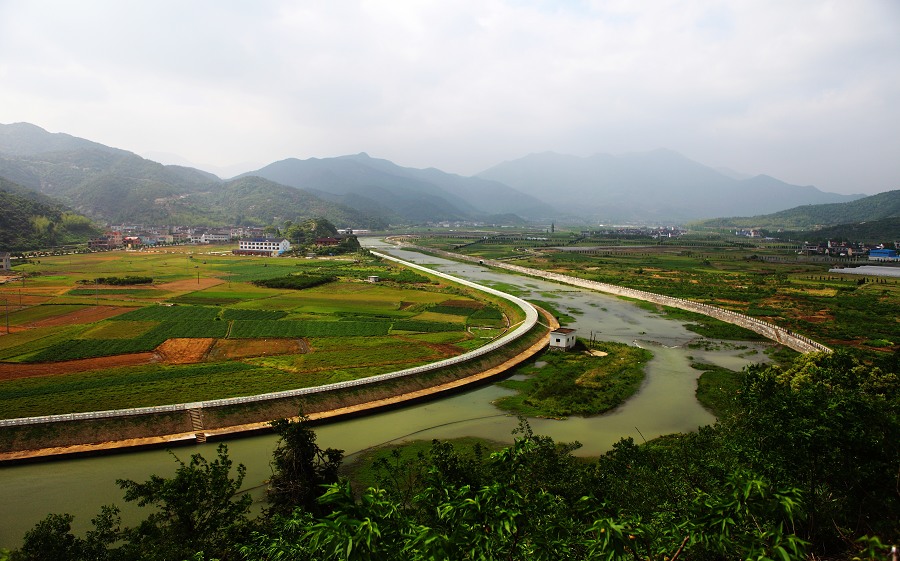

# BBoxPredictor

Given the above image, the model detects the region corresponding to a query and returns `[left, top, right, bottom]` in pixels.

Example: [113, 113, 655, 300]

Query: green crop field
[412, 233, 899, 355]
[0, 246, 513, 417]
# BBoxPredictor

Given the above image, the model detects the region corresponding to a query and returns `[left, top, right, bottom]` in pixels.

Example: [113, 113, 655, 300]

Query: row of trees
[5, 350, 898, 560]
[264, 218, 362, 256]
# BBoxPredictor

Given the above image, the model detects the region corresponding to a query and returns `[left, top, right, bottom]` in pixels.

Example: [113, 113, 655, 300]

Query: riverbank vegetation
[5, 350, 897, 560]
[409, 233, 900, 357]
[494, 340, 652, 417]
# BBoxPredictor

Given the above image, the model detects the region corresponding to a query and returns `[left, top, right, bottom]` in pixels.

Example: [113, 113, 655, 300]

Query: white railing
[396, 242, 831, 355]
[0, 251, 538, 427]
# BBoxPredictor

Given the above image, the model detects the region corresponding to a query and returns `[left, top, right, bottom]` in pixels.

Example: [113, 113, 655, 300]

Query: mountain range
[0, 122, 881, 233]
[477, 150, 863, 223]
[693, 189, 900, 242]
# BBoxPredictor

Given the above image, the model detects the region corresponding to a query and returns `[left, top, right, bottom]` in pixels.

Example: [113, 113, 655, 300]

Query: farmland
[0, 246, 516, 418]
[408, 232, 900, 356]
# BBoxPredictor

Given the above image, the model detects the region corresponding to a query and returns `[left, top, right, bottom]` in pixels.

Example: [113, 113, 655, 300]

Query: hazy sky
[1, 1, 898, 194]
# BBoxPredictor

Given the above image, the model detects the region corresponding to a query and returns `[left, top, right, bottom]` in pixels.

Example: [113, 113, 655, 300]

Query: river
[0, 240, 768, 548]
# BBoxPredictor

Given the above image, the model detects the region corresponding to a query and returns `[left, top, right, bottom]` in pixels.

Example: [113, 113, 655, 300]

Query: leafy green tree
[724, 351, 900, 549]
[116, 444, 252, 561]
[266, 414, 344, 518]
[11, 506, 121, 561]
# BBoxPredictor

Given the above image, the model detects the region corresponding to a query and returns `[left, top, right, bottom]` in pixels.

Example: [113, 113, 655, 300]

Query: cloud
[0, 0, 897, 193]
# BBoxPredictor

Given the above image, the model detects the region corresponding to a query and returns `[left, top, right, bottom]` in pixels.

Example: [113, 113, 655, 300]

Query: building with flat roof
[549, 328, 577, 350]
[233, 238, 291, 256]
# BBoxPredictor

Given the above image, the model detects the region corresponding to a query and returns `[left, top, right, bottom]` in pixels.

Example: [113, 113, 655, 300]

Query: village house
[548, 328, 577, 350]
[0, 252, 10, 272]
[200, 231, 231, 244]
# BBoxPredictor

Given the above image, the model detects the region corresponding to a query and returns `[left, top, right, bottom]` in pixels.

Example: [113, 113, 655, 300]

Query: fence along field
[0, 248, 514, 418]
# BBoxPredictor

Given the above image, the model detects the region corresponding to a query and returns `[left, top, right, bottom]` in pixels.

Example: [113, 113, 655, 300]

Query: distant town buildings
[869, 248, 900, 261]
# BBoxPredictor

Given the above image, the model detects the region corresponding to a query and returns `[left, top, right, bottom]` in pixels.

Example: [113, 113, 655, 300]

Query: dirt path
[29, 306, 133, 328]
[156, 278, 224, 291]
[0, 352, 157, 381]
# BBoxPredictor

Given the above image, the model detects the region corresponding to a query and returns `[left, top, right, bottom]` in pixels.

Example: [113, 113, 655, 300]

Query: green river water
[0, 241, 769, 548]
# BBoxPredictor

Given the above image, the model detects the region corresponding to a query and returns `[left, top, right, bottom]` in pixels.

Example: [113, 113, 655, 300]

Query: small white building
[0, 252, 10, 272]
[235, 238, 291, 256]
[201, 232, 231, 244]
[549, 328, 577, 350]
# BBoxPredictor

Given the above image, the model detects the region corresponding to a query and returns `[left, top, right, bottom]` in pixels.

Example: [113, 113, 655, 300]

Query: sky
[1, 1, 898, 195]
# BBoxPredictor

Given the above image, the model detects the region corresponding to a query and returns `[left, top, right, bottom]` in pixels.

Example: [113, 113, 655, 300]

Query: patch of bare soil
[207, 338, 309, 360]
[156, 338, 216, 364]
[155, 278, 224, 291]
[29, 306, 133, 328]
[0, 352, 157, 381]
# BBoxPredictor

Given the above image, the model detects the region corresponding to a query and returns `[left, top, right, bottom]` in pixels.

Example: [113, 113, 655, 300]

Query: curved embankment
[0, 252, 551, 463]
[390, 240, 831, 355]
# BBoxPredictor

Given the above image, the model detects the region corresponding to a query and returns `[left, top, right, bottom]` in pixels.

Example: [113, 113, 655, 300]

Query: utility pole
[5, 298, 9, 334]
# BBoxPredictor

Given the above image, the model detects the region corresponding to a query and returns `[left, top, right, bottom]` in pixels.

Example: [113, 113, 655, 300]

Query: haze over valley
[0, 122, 879, 233]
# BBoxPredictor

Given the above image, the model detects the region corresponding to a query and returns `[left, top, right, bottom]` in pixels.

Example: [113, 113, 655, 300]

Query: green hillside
[0, 125, 388, 228]
[695, 189, 900, 230]
[776, 216, 900, 243]
[0, 176, 99, 250]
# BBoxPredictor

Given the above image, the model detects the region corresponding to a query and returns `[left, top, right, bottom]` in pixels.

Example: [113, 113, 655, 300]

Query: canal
[0, 240, 768, 548]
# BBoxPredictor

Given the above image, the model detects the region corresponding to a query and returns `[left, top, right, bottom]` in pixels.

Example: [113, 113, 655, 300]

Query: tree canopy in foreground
[5, 350, 898, 561]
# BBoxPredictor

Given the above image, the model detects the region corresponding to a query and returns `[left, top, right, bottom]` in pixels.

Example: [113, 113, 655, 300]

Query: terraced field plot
[0, 247, 513, 417]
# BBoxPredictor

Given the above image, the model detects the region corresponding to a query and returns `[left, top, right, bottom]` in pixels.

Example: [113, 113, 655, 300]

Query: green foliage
[267, 414, 344, 518]
[220, 308, 288, 321]
[25, 320, 229, 362]
[252, 275, 336, 290]
[725, 351, 900, 546]
[11, 507, 121, 561]
[693, 362, 743, 417]
[112, 305, 221, 322]
[10, 353, 898, 560]
[390, 320, 460, 333]
[695, 189, 900, 230]
[85, 276, 153, 286]
[229, 319, 390, 338]
[114, 444, 251, 561]
[0, 176, 99, 250]
[12, 445, 250, 561]
[495, 342, 652, 417]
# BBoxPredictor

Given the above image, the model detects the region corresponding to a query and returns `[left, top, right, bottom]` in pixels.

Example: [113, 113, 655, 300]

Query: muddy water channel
[0, 241, 770, 547]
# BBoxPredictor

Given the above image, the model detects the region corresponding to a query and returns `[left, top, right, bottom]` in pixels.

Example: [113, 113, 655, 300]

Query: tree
[12, 507, 121, 561]
[116, 444, 251, 561]
[266, 413, 344, 518]
[722, 351, 900, 551]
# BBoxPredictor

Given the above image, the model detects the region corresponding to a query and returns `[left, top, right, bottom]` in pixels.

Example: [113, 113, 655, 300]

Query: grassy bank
[494, 340, 652, 418]
[694, 362, 743, 418]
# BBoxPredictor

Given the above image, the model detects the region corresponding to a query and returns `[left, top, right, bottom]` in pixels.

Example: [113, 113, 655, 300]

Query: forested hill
[694, 189, 900, 230]
[0, 176, 98, 250]
[165, 176, 389, 229]
[0, 124, 387, 228]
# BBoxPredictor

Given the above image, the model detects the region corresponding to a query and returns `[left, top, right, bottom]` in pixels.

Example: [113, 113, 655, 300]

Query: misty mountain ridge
[477, 149, 864, 223]
[694, 189, 900, 231]
[0, 122, 880, 229]
[237, 152, 553, 223]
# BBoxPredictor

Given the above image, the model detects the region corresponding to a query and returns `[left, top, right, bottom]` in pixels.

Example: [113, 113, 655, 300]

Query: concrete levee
[394, 242, 830, 355]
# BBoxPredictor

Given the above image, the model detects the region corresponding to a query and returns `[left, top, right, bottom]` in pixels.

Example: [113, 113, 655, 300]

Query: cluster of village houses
[799, 240, 900, 260]
[84, 225, 364, 257]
